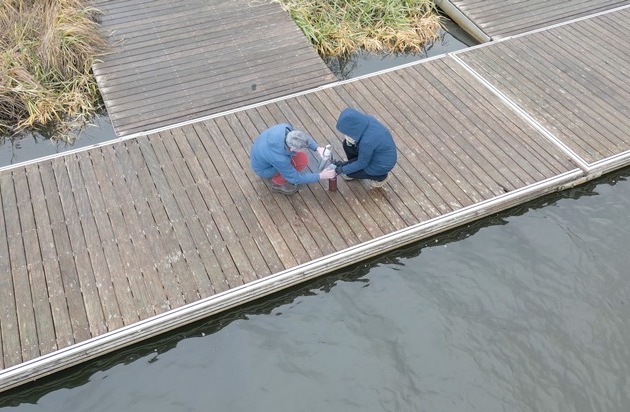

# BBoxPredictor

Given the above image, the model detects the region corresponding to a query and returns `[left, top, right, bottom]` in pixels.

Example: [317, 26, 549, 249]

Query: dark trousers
[342, 140, 388, 182]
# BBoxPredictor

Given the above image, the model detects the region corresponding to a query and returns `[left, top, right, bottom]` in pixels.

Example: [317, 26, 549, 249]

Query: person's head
[285, 130, 310, 151]
[336, 108, 369, 143]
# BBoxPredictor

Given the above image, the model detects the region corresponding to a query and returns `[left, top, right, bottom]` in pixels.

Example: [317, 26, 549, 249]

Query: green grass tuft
[275, 0, 443, 57]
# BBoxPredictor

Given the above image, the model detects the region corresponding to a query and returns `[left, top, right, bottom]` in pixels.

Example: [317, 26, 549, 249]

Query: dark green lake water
[2, 168, 630, 411]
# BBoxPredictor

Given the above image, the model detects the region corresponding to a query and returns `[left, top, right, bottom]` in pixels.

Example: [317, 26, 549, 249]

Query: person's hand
[319, 168, 336, 180]
[316, 146, 325, 158]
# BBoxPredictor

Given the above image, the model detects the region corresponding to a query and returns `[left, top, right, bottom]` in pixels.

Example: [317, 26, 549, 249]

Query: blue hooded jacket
[335, 108, 397, 176]
[250, 123, 320, 184]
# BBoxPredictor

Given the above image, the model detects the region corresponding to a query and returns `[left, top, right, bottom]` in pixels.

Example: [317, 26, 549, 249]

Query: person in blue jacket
[333, 108, 397, 188]
[250, 124, 337, 194]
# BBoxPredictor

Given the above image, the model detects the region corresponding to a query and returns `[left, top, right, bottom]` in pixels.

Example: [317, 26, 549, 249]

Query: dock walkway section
[91, 0, 336, 137]
[437, 0, 630, 42]
[1, 4, 630, 394]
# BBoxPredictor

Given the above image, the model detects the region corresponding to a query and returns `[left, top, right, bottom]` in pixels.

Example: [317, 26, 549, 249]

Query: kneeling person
[334, 108, 397, 188]
[250, 124, 336, 195]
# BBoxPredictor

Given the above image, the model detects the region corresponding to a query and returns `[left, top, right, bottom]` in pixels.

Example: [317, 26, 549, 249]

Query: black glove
[335, 165, 343, 175]
[332, 160, 346, 167]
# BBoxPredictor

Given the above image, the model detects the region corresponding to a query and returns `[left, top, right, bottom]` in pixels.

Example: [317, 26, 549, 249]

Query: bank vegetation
[0, 0, 108, 141]
[1, 0, 441, 142]
[275, 0, 442, 57]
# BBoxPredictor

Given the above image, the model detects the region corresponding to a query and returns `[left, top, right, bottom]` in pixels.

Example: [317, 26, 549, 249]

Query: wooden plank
[87, 149, 144, 324]
[92, 0, 333, 136]
[307, 90, 402, 238]
[97, 0, 274, 29]
[419, 61, 532, 188]
[40, 161, 92, 343]
[213, 114, 313, 269]
[131, 140, 202, 303]
[242, 104, 354, 258]
[25, 164, 74, 350]
[4, 170, 39, 362]
[339, 80, 433, 225]
[101, 145, 171, 312]
[138, 135, 219, 295]
[262, 98, 384, 248]
[442, 60, 570, 177]
[579, 19, 630, 101]
[138, 138, 202, 303]
[398, 66, 500, 201]
[108, 59, 331, 132]
[158, 131, 229, 295]
[96, 13, 298, 77]
[534, 30, 630, 148]
[281, 94, 366, 246]
[358, 74, 461, 215]
[183, 123, 273, 280]
[387, 69, 491, 204]
[0, 173, 22, 367]
[460, 45, 609, 163]
[316, 87, 419, 234]
[116, 140, 187, 308]
[510, 36, 624, 154]
[363, 73, 460, 212]
[237, 103, 357, 252]
[93, 146, 156, 319]
[74, 154, 125, 331]
[243, 105, 336, 258]
[53, 158, 108, 337]
[450, 0, 628, 38]
[366, 72, 474, 210]
[185, 120, 264, 280]
[274, 96, 406, 243]
[13, 170, 56, 356]
[169, 125, 264, 285]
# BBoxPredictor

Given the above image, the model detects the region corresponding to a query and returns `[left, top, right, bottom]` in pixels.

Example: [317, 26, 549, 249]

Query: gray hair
[285, 130, 310, 150]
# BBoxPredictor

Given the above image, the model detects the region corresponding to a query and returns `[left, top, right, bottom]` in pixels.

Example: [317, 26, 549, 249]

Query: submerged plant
[0, 0, 109, 141]
[275, 0, 442, 57]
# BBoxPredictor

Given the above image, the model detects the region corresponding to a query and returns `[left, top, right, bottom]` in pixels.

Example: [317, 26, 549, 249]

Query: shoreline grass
[275, 0, 442, 57]
[0, 0, 109, 142]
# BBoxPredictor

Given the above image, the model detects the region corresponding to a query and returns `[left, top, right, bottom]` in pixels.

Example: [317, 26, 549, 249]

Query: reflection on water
[326, 19, 477, 80]
[0, 115, 116, 169]
[3, 168, 630, 411]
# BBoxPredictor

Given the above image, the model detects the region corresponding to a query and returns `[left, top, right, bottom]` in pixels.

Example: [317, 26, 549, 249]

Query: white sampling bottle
[318, 144, 332, 171]
[318, 144, 337, 191]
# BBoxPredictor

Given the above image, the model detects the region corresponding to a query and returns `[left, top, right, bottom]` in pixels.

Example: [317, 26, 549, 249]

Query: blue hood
[336, 108, 369, 142]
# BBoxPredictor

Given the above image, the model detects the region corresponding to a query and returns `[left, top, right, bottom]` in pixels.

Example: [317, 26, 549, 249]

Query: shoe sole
[270, 185, 298, 194]
[341, 174, 354, 181]
[370, 175, 391, 188]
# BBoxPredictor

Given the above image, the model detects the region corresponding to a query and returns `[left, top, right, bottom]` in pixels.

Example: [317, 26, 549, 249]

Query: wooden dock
[437, 0, 630, 41]
[91, 0, 336, 137]
[1, 1, 630, 393]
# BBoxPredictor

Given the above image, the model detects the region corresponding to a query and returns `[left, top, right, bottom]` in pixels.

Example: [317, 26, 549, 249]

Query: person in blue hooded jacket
[334, 108, 397, 188]
[250, 124, 337, 194]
